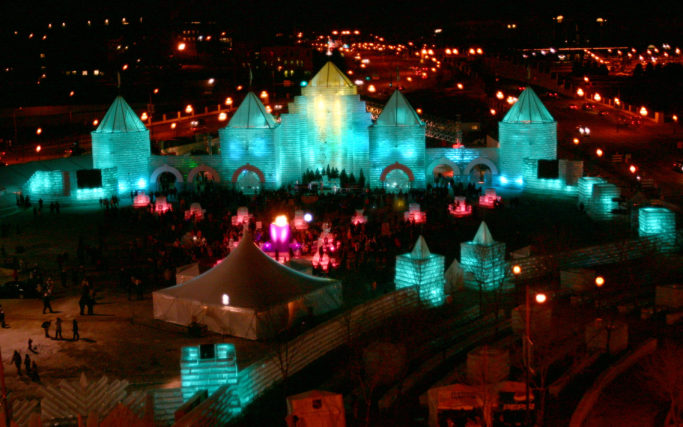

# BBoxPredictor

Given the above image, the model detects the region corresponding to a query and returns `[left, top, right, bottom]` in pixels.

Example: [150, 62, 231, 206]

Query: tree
[340, 169, 348, 187]
[358, 169, 366, 188]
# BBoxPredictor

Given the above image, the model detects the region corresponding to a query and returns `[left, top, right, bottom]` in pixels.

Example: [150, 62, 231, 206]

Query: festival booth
[448, 196, 472, 217]
[293, 210, 309, 230]
[312, 223, 341, 272]
[478, 188, 501, 208]
[404, 203, 427, 223]
[133, 192, 150, 208]
[285, 390, 346, 427]
[427, 384, 482, 427]
[153, 232, 343, 340]
[184, 202, 206, 221]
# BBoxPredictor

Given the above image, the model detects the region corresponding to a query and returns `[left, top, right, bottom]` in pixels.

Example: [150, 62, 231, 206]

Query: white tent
[153, 233, 342, 340]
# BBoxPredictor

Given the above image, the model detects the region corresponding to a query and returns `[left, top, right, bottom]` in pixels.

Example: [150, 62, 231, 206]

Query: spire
[375, 90, 422, 126]
[227, 92, 277, 129]
[411, 235, 431, 259]
[307, 62, 355, 89]
[473, 221, 495, 245]
[94, 96, 148, 133]
[502, 87, 555, 124]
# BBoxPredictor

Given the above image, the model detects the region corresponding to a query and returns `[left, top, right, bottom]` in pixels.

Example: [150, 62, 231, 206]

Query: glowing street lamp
[639, 106, 648, 117]
[367, 84, 376, 93]
[576, 88, 585, 97]
[218, 112, 227, 121]
[512, 265, 522, 276]
[35, 127, 42, 135]
[457, 82, 464, 90]
[225, 97, 233, 106]
[177, 42, 186, 51]
[593, 93, 602, 102]
[496, 90, 504, 100]
[35, 145, 42, 153]
[595, 276, 605, 287]
[535, 293, 547, 304]
[596, 148, 604, 157]
[573, 137, 580, 145]
[259, 90, 268, 99]
[92, 119, 99, 127]
[490, 108, 496, 116]
[140, 112, 148, 121]
[629, 165, 637, 174]
[614, 97, 620, 106]
[185, 104, 194, 115]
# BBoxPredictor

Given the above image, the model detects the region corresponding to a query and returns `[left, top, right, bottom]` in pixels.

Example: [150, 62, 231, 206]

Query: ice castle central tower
[285, 62, 373, 177]
[498, 87, 557, 186]
[91, 96, 151, 193]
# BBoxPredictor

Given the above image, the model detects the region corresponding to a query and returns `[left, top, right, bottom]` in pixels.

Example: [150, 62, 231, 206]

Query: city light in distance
[218, 112, 227, 121]
[69, 90, 74, 97]
[512, 265, 521, 275]
[140, 112, 148, 121]
[639, 106, 648, 116]
[35, 145, 42, 152]
[260, 90, 268, 99]
[457, 83, 464, 89]
[367, 84, 376, 93]
[595, 276, 605, 287]
[593, 93, 601, 102]
[629, 165, 637, 173]
[496, 91, 504, 100]
[416, 108, 423, 115]
[170, 123, 177, 129]
[490, 109, 496, 116]
[576, 88, 584, 97]
[614, 97, 620, 106]
[535, 293, 547, 304]
[208, 78, 215, 85]
[185, 105, 193, 114]
[224, 97, 233, 106]
[573, 138, 580, 145]
[153, 88, 159, 94]
[92, 119, 99, 126]
[596, 148, 604, 157]
[177, 42, 186, 51]
[35, 128, 42, 135]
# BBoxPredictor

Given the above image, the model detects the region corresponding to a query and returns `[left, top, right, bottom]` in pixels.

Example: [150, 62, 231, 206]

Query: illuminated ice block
[180, 343, 238, 401]
[449, 196, 472, 217]
[638, 206, 676, 248]
[91, 96, 151, 194]
[231, 207, 252, 226]
[184, 202, 205, 221]
[395, 236, 445, 306]
[460, 222, 506, 292]
[154, 196, 172, 214]
[403, 203, 427, 223]
[293, 210, 308, 230]
[133, 193, 150, 208]
[25, 170, 69, 200]
[479, 188, 501, 208]
[351, 209, 368, 225]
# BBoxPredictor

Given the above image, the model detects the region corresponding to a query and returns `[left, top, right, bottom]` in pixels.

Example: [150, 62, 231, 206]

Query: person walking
[72, 319, 79, 341]
[28, 338, 35, 352]
[55, 317, 63, 340]
[41, 320, 51, 338]
[42, 290, 54, 314]
[11, 350, 22, 375]
[24, 354, 31, 375]
[0, 304, 6, 328]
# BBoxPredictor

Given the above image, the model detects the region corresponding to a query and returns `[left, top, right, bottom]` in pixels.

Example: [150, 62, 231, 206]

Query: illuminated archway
[426, 157, 461, 185]
[463, 157, 499, 176]
[379, 162, 415, 182]
[150, 165, 183, 190]
[188, 165, 221, 183]
[231, 163, 265, 184]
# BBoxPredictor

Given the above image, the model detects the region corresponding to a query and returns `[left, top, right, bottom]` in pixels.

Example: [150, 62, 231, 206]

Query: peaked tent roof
[94, 96, 148, 133]
[308, 62, 355, 89]
[376, 90, 422, 126]
[411, 235, 431, 259]
[473, 221, 496, 245]
[228, 92, 277, 128]
[157, 233, 338, 308]
[502, 87, 555, 124]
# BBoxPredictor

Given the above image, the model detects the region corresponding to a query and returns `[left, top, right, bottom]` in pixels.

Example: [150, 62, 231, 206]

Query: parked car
[569, 104, 579, 110]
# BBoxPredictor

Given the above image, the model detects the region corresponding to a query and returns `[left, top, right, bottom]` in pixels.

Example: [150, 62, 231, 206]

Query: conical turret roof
[94, 96, 148, 133]
[376, 90, 422, 126]
[411, 235, 431, 259]
[228, 92, 277, 128]
[502, 87, 555, 124]
[473, 221, 496, 245]
[307, 62, 355, 89]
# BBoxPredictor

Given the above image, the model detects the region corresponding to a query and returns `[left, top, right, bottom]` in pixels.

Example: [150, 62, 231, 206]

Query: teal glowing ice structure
[369, 90, 426, 189]
[460, 222, 506, 292]
[219, 92, 280, 189]
[283, 62, 373, 178]
[521, 159, 583, 193]
[91, 96, 151, 193]
[577, 177, 620, 220]
[180, 343, 238, 401]
[498, 87, 557, 186]
[638, 206, 676, 248]
[25, 170, 69, 199]
[395, 236, 445, 306]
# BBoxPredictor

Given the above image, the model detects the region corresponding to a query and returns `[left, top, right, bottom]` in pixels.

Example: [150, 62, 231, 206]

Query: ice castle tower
[460, 221, 506, 291]
[369, 90, 426, 190]
[395, 235, 445, 306]
[91, 96, 151, 193]
[498, 87, 557, 186]
[219, 92, 280, 191]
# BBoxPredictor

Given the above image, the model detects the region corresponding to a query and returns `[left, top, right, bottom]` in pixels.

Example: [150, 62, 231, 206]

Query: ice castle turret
[284, 62, 372, 177]
[369, 90, 426, 190]
[460, 222, 506, 291]
[498, 87, 557, 186]
[91, 96, 151, 193]
[395, 235, 445, 306]
[219, 92, 280, 191]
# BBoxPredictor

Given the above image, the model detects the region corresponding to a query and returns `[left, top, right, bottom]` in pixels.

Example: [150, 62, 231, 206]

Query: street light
[596, 148, 604, 157]
[496, 91, 504, 100]
[576, 88, 584, 97]
[185, 104, 194, 115]
[639, 106, 648, 117]
[595, 276, 604, 313]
